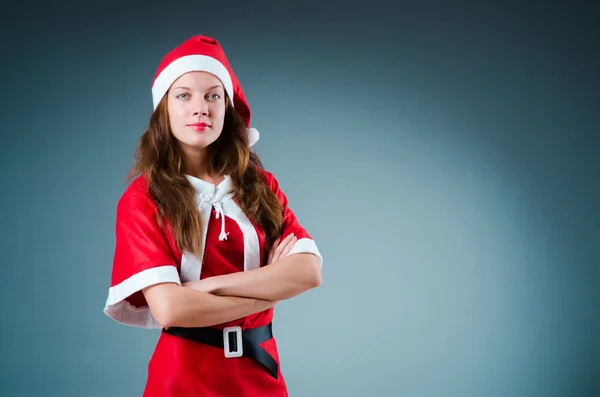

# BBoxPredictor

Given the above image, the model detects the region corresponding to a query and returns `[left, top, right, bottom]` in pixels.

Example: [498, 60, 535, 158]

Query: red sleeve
[264, 170, 323, 266]
[103, 178, 181, 328]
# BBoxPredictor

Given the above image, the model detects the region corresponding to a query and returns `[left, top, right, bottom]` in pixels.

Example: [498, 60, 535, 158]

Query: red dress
[103, 170, 322, 397]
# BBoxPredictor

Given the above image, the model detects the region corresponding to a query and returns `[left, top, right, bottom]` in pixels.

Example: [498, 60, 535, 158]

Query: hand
[267, 233, 297, 265]
[182, 278, 217, 293]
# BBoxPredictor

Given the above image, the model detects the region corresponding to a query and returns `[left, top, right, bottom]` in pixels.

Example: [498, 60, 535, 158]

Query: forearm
[143, 283, 274, 328]
[200, 253, 322, 301]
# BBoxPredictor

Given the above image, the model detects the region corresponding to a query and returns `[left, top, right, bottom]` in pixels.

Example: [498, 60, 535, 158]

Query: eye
[207, 93, 221, 100]
[176, 93, 190, 99]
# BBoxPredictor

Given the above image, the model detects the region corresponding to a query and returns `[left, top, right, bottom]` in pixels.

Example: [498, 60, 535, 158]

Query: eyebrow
[171, 85, 223, 91]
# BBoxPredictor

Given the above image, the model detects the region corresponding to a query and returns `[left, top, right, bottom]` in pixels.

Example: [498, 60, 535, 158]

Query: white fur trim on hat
[151, 55, 234, 109]
[248, 128, 260, 147]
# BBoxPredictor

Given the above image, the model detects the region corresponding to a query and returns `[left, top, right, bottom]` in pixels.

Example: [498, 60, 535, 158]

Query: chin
[174, 131, 220, 151]
[185, 133, 218, 145]
[187, 141, 212, 149]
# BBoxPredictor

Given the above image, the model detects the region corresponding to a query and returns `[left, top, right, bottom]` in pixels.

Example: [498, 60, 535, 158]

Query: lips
[188, 122, 210, 131]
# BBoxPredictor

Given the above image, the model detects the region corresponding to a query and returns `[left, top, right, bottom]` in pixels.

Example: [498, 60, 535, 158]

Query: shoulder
[255, 168, 291, 207]
[116, 174, 157, 216]
[256, 168, 281, 191]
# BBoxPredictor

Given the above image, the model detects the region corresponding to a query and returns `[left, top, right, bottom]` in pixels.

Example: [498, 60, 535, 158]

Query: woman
[103, 35, 323, 397]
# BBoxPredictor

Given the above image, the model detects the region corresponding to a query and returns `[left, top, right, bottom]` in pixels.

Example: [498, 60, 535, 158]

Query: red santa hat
[151, 35, 259, 146]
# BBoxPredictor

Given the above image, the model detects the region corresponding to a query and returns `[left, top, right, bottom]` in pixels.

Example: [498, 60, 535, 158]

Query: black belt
[162, 323, 279, 379]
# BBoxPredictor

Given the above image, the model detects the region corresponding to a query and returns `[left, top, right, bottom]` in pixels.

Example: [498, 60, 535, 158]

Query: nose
[193, 98, 209, 116]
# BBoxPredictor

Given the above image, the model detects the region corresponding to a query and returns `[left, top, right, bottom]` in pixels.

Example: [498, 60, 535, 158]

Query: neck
[181, 149, 223, 183]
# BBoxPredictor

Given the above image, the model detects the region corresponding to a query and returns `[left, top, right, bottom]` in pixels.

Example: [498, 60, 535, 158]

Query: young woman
[103, 35, 323, 397]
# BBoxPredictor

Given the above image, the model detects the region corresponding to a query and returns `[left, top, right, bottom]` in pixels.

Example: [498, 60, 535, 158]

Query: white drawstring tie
[199, 193, 229, 241]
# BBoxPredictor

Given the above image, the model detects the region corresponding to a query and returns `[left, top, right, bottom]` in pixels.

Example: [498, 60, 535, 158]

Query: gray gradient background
[1, 1, 598, 396]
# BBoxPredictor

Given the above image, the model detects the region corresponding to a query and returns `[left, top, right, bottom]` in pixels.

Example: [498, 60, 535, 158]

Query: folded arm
[142, 283, 276, 329]
[185, 253, 322, 301]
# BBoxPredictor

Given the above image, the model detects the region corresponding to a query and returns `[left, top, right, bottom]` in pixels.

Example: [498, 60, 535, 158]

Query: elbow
[280, 253, 323, 298]
[143, 283, 182, 328]
[290, 253, 322, 290]
[152, 304, 177, 329]
[148, 297, 179, 328]
[312, 268, 322, 288]
[306, 256, 323, 289]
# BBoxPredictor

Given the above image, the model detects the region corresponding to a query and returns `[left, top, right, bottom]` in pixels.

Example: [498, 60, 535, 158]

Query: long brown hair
[128, 95, 283, 258]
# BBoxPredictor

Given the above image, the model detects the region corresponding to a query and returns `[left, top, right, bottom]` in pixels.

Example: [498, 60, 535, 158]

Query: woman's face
[167, 71, 226, 155]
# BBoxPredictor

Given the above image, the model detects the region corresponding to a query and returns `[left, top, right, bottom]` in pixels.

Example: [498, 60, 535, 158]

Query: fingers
[270, 233, 297, 264]
[273, 233, 294, 261]
[267, 237, 280, 264]
[280, 235, 296, 258]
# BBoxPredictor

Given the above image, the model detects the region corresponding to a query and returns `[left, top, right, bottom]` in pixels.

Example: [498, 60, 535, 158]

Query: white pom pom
[247, 127, 260, 147]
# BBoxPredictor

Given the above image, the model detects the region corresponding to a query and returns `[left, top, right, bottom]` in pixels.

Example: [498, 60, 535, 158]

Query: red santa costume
[103, 35, 323, 397]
